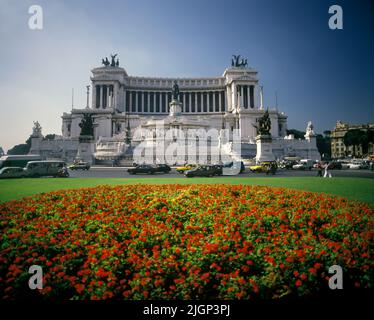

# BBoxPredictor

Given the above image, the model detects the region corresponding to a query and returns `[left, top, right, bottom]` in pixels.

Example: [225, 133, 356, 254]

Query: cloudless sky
[0, 0, 373, 151]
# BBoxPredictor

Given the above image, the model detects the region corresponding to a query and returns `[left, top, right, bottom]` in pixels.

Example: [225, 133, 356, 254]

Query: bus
[24, 161, 67, 177]
[0, 155, 42, 170]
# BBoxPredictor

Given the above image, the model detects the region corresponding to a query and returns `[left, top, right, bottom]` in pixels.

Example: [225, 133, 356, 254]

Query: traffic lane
[68, 168, 374, 179]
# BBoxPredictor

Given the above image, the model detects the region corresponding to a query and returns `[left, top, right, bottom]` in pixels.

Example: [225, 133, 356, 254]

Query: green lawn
[0, 177, 373, 204]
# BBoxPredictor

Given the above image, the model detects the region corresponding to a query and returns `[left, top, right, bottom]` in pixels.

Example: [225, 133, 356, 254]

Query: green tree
[7, 137, 32, 155]
[343, 129, 364, 157]
[286, 129, 305, 140]
[316, 134, 331, 159]
[43, 134, 56, 140]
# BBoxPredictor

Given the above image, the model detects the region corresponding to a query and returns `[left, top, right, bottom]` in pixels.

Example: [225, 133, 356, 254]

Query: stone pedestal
[169, 99, 182, 117]
[76, 138, 95, 164]
[255, 134, 275, 162]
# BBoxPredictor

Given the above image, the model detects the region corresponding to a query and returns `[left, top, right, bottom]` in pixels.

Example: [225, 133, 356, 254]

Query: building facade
[331, 120, 374, 158]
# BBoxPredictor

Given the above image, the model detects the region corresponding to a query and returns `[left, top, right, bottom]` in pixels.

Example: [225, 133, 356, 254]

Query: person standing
[323, 162, 332, 178]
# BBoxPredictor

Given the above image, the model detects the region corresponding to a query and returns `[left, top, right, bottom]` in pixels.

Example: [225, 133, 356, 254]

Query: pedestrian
[317, 162, 323, 177]
[323, 162, 332, 178]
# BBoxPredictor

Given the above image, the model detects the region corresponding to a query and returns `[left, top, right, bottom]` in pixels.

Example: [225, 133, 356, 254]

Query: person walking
[317, 162, 323, 177]
[323, 162, 332, 178]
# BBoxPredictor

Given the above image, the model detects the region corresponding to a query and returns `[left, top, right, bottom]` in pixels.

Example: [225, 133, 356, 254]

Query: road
[68, 167, 374, 179]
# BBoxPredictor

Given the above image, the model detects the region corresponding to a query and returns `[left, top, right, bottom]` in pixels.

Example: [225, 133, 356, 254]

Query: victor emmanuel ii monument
[29, 54, 320, 164]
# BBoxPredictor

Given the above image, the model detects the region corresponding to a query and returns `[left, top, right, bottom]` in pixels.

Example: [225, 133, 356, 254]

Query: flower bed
[0, 184, 373, 300]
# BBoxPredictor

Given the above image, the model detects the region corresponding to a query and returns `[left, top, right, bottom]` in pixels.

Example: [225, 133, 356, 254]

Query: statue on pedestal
[79, 113, 94, 138]
[231, 55, 248, 68]
[253, 110, 271, 136]
[110, 54, 117, 67]
[172, 81, 180, 101]
[32, 121, 42, 137]
[304, 121, 316, 138]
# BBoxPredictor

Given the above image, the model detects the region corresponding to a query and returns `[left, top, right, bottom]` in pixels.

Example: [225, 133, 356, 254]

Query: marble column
[141, 91, 144, 113]
[183, 92, 186, 113]
[129, 91, 132, 112]
[246, 86, 250, 109]
[135, 91, 138, 113]
[189, 92, 192, 113]
[240, 86, 244, 109]
[232, 84, 237, 111]
[207, 91, 210, 112]
[219, 91, 222, 112]
[213, 91, 216, 112]
[100, 85, 103, 109]
[159, 91, 162, 113]
[194, 92, 198, 112]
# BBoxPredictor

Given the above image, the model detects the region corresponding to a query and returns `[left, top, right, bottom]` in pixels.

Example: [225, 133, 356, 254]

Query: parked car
[0, 167, 26, 179]
[153, 164, 171, 173]
[249, 161, 276, 173]
[292, 159, 314, 170]
[176, 163, 197, 174]
[329, 161, 342, 170]
[127, 164, 156, 174]
[185, 165, 216, 177]
[24, 161, 67, 178]
[211, 164, 223, 176]
[348, 163, 361, 170]
[69, 161, 90, 170]
[223, 161, 245, 174]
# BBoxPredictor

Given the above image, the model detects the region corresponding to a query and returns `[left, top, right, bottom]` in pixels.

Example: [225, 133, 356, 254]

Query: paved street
[68, 167, 374, 179]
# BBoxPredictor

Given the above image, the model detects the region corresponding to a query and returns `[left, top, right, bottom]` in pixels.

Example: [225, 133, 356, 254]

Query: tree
[7, 137, 32, 155]
[343, 129, 364, 157]
[43, 134, 56, 140]
[316, 134, 331, 159]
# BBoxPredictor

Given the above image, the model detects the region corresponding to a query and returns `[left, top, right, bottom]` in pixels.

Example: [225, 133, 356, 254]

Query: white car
[348, 163, 361, 170]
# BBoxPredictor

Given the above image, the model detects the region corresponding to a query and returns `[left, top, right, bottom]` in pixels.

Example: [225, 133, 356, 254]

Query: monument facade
[30, 54, 320, 164]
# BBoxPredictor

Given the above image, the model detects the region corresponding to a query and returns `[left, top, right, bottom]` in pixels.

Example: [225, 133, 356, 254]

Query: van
[24, 161, 66, 177]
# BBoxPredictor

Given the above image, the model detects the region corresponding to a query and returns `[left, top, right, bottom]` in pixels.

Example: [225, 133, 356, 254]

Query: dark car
[211, 164, 223, 176]
[154, 164, 171, 173]
[185, 165, 216, 177]
[329, 161, 342, 170]
[127, 164, 156, 174]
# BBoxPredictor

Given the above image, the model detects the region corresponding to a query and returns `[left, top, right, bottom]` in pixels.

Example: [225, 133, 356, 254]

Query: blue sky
[0, 0, 373, 151]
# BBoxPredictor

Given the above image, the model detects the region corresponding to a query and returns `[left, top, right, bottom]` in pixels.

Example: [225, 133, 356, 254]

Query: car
[348, 163, 361, 170]
[153, 164, 171, 173]
[249, 162, 277, 174]
[223, 161, 245, 173]
[127, 164, 156, 174]
[248, 164, 266, 173]
[0, 167, 26, 179]
[292, 159, 314, 170]
[176, 163, 197, 174]
[211, 164, 223, 176]
[329, 161, 342, 170]
[185, 165, 216, 177]
[69, 161, 90, 170]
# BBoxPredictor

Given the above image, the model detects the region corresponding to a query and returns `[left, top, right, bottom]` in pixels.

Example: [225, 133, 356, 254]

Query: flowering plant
[0, 184, 372, 299]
